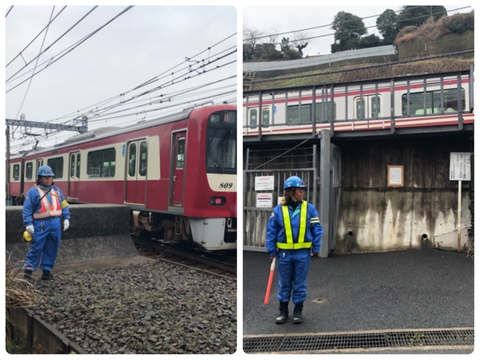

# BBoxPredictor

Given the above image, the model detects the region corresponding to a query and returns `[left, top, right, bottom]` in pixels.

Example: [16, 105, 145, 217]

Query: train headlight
[210, 196, 226, 206]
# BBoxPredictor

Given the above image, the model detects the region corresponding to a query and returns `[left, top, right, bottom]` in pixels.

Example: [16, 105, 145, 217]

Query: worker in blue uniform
[22, 165, 70, 281]
[266, 176, 323, 324]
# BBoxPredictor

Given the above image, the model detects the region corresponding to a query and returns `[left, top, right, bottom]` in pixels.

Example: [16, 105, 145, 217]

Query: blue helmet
[284, 176, 307, 190]
[38, 165, 55, 177]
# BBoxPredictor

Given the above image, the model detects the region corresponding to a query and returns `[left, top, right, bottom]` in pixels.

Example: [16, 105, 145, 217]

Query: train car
[243, 70, 474, 136]
[8, 104, 237, 251]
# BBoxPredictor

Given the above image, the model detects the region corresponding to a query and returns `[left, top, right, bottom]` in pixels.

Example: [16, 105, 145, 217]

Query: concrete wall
[334, 135, 474, 254]
[6, 204, 139, 269]
[8, 306, 87, 353]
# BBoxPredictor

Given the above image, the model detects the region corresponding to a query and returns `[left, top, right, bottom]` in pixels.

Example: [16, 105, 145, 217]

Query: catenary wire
[6, 6, 134, 91]
[5, 6, 68, 68]
[14, 6, 56, 120]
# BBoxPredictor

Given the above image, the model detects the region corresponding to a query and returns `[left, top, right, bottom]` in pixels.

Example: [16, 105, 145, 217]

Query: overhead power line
[6, 6, 134, 92]
[5, 6, 68, 68]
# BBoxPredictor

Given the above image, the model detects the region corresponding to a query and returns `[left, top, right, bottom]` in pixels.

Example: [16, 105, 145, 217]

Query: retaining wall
[5, 204, 138, 269]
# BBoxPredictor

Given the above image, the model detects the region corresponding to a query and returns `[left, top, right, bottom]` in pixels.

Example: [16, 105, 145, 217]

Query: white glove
[64, 219, 70, 231]
[26, 225, 34, 235]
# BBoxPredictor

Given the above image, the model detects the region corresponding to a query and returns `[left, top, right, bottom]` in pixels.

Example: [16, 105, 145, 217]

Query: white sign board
[449, 152, 472, 181]
[256, 193, 273, 208]
[388, 165, 404, 187]
[255, 176, 274, 191]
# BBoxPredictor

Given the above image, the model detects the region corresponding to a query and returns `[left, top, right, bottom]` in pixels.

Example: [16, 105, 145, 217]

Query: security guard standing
[266, 176, 323, 324]
[22, 165, 70, 281]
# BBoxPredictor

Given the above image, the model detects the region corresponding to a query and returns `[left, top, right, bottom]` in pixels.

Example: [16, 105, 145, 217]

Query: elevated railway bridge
[242, 68, 474, 257]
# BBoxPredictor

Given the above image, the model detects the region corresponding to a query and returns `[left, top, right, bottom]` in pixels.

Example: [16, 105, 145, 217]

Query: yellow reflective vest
[277, 201, 312, 250]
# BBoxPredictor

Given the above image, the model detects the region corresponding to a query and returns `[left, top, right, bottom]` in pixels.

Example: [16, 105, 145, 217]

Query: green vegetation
[244, 7, 474, 61]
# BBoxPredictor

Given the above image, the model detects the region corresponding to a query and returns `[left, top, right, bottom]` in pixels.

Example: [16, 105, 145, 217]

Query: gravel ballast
[29, 260, 237, 354]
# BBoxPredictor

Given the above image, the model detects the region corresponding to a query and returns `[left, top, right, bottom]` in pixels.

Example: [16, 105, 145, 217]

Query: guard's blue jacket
[22, 184, 70, 272]
[23, 185, 70, 225]
[266, 201, 323, 257]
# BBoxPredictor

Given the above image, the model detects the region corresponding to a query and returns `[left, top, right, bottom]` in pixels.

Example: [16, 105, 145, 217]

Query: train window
[103, 158, 115, 177]
[249, 108, 257, 128]
[128, 143, 137, 176]
[47, 157, 64, 179]
[139, 141, 147, 176]
[224, 111, 236, 124]
[435, 89, 464, 113]
[287, 104, 311, 124]
[287, 102, 336, 124]
[36, 159, 43, 176]
[12, 164, 20, 181]
[262, 108, 270, 127]
[402, 88, 464, 116]
[355, 98, 365, 119]
[206, 112, 236, 174]
[70, 153, 81, 178]
[88, 148, 115, 178]
[70, 154, 75, 178]
[371, 96, 381, 118]
[176, 138, 185, 169]
[76, 154, 81, 178]
[209, 111, 236, 124]
[25, 162, 33, 180]
[314, 102, 336, 122]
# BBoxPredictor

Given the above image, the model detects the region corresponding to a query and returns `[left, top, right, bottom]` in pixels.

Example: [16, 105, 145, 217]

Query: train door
[170, 131, 186, 208]
[35, 159, 44, 175]
[68, 152, 80, 200]
[248, 107, 271, 128]
[125, 139, 148, 206]
[354, 95, 381, 120]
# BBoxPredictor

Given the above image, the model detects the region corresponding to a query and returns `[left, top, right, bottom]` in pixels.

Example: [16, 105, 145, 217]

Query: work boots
[293, 302, 304, 324]
[41, 270, 53, 281]
[275, 301, 289, 324]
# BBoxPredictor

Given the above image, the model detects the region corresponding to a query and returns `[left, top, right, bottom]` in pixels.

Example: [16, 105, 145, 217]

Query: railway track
[132, 235, 237, 278]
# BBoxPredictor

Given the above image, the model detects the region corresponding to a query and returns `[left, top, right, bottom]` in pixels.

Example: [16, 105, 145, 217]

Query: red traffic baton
[264, 257, 276, 304]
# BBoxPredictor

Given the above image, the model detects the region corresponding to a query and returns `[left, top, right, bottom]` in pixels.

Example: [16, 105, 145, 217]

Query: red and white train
[243, 70, 474, 136]
[8, 104, 237, 251]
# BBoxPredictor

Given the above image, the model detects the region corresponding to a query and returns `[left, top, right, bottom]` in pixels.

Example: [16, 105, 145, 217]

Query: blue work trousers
[277, 249, 311, 304]
[24, 217, 62, 272]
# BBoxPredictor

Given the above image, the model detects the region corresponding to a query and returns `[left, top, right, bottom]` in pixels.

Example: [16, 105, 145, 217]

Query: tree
[331, 11, 367, 52]
[291, 31, 310, 57]
[397, 6, 447, 29]
[280, 37, 302, 60]
[377, 9, 399, 44]
[243, 26, 264, 61]
[357, 34, 381, 49]
[252, 43, 283, 61]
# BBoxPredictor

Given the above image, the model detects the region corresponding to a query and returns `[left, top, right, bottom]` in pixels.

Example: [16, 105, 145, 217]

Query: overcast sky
[243, 5, 474, 56]
[4, 5, 237, 154]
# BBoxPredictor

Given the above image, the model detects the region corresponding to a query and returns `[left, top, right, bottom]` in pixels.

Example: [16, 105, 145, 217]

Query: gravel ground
[29, 260, 237, 354]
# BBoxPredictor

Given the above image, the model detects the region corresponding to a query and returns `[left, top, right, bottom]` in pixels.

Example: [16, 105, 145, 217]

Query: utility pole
[6, 125, 11, 204]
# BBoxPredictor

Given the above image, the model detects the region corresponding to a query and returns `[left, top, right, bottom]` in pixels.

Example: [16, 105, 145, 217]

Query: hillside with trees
[243, 7, 474, 90]
[243, 6, 473, 61]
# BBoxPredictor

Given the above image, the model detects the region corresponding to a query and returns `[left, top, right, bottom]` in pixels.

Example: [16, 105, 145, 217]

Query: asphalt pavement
[242, 248, 474, 352]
